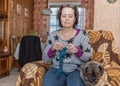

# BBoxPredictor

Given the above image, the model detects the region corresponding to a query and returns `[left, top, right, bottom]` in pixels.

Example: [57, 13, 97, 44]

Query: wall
[94, 0, 120, 51]
[9, 0, 33, 36]
[0, 0, 33, 52]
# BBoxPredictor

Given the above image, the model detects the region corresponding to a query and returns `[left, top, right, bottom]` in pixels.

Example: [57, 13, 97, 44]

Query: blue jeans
[43, 67, 85, 86]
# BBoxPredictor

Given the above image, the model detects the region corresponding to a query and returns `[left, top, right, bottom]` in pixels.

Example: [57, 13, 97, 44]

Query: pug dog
[80, 61, 110, 86]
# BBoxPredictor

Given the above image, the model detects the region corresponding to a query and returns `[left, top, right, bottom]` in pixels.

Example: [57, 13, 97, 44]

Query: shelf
[0, 52, 11, 57]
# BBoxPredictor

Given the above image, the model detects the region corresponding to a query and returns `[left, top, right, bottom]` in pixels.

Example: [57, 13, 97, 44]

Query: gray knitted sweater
[42, 29, 92, 72]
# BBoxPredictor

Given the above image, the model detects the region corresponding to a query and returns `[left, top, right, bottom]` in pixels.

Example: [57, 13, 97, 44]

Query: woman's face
[60, 7, 75, 28]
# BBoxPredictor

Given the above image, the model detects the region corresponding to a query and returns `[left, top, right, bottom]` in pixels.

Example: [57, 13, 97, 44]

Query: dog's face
[82, 61, 104, 85]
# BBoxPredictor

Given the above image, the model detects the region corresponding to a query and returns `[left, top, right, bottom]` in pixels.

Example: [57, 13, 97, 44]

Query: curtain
[33, 0, 47, 43]
[81, 0, 94, 30]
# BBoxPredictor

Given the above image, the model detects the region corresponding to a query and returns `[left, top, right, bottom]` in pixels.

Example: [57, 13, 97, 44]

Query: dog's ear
[82, 66, 88, 76]
[98, 65, 104, 74]
[85, 66, 89, 73]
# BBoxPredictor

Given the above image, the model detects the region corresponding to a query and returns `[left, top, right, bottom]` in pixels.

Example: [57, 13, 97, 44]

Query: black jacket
[18, 35, 42, 67]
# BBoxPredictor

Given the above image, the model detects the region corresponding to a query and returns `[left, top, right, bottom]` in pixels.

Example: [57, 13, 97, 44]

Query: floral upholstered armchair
[16, 30, 120, 86]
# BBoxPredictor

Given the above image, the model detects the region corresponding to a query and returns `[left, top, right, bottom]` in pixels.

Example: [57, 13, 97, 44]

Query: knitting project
[57, 47, 67, 77]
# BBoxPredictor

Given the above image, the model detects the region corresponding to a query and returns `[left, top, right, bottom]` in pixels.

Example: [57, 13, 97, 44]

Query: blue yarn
[57, 47, 67, 77]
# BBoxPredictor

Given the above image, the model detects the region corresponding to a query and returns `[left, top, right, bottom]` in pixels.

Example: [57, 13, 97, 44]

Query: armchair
[16, 30, 120, 86]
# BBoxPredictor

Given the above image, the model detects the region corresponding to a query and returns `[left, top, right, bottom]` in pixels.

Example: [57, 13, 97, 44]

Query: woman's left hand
[65, 43, 78, 54]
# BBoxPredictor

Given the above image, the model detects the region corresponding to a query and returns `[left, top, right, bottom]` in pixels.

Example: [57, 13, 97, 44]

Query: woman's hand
[65, 43, 78, 54]
[51, 42, 64, 52]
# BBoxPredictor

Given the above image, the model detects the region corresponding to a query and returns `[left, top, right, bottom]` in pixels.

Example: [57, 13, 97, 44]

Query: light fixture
[107, 0, 117, 3]
[41, 0, 52, 15]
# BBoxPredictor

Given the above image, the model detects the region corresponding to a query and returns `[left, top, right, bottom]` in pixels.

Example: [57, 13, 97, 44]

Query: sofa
[16, 30, 120, 86]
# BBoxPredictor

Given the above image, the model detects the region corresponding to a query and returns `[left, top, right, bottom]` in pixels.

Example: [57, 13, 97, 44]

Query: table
[0, 53, 11, 75]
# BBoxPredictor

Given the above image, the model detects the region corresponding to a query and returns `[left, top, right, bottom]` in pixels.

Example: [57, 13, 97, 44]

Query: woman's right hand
[51, 42, 64, 52]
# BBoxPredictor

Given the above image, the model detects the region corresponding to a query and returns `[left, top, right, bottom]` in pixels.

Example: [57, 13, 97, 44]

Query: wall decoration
[24, 8, 29, 18]
[10, 0, 13, 12]
[107, 0, 117, 3]
[17, 4, 22, 15]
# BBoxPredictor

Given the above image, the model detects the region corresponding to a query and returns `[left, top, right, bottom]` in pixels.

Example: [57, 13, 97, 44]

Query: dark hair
[57, 4, 79, 28]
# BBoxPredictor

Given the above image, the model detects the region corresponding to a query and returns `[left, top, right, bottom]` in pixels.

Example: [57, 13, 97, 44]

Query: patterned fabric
[96, 71, 110, 86]
[16, 61, 50, 86]
[16, 30, 120, 86]
[87, 30, 120, 86]
[33, 0, 47, 43]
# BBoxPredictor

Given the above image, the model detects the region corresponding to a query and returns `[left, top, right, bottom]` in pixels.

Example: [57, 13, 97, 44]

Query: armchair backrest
[87, 30, 120, 68]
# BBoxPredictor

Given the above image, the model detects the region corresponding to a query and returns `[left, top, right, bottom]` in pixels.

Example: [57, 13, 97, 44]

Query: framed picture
[24, 8, 29, 18]
[10, 0, 13, 12]
[17, 4, 21, 15]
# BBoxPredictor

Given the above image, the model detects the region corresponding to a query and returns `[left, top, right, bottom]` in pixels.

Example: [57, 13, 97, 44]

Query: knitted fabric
[57, 47, 67, 77]
[43, 29, 92, 73]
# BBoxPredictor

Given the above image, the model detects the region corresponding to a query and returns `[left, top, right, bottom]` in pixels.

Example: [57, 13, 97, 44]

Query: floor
[0, 67, 19, 86]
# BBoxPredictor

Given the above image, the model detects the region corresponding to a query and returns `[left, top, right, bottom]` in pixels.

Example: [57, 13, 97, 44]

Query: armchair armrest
[16, 61, 50, 86]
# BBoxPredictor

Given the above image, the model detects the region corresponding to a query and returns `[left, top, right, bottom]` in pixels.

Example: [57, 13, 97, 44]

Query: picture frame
[16, 4, 21, 15]
[24, 8, 29, 18]
[10, 0, 13, 12]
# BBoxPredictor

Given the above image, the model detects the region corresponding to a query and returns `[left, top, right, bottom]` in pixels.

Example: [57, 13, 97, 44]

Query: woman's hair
[57, 4, 79, 28]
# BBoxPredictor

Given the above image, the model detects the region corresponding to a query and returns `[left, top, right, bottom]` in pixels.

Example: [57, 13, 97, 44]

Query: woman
[42, 4, 92, 86]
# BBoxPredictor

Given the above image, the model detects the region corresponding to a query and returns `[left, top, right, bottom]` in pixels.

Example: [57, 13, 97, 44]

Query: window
[48, 2, 86, 33]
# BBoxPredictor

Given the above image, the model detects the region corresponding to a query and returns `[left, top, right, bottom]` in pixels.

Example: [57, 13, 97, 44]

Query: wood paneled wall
[9, 0, 33, 36]
[0, 0, 34, 52]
